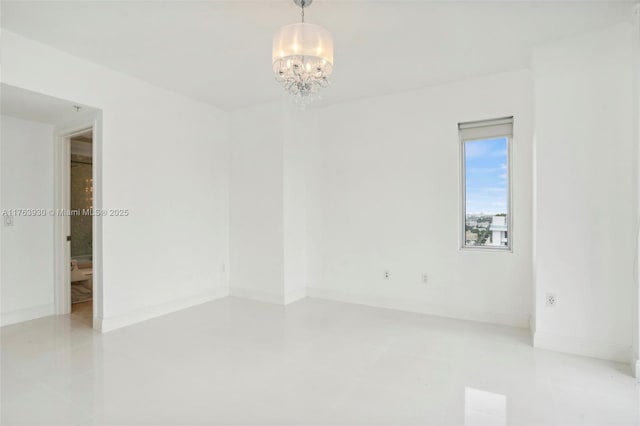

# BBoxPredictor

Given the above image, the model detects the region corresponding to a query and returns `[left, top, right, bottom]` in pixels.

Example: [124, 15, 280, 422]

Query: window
[459, 117, 513, 250]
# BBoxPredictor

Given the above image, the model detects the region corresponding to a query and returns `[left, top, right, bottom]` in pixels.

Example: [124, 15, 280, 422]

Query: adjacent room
[0, 1, 639, 425]
[69, 131, 94, 324]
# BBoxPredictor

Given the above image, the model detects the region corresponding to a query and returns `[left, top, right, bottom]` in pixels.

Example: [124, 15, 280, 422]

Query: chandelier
[272, 0, 334, 105]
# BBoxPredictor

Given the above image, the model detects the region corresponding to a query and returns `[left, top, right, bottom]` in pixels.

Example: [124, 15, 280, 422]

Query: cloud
[464, 142, 491, 158]
[478, 187, 507, 193]
[466, 167, 500, 174]
[466, 187, 508, 214]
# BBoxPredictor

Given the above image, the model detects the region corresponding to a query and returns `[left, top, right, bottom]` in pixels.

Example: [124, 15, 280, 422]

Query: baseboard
[631, 347, 639, 379]
[229, 286, 307, 306]
[230, 287, 285, 304]
[284, 288, 306, 305]
[533, 330, 631, 364]
[0, 303, 55, 327]
[98, 286, 229, 332]
[93, 316, 104, 332]
[306, 287, 529, 328]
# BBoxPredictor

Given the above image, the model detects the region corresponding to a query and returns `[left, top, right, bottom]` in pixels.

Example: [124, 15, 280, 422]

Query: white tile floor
[1, 297, 638, 425]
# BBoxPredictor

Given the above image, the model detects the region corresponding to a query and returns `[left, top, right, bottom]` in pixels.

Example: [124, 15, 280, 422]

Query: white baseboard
[92, 316, 104, 332]
[97, 286, 229, 332]
[528, 315, 535, 336]
[284, 288, 306, 305]
[230, 286, 307, 306]
[629, 347, 639, 379]
[0, 303, 55, 327]
[230, 286, 285, 304]
[306, 287, 529, 328]
[631, 359, 640, 381]
[533, 331, 631, 364]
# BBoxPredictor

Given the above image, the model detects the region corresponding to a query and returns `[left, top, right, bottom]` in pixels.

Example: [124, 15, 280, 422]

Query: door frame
[53, 113, 103, 330]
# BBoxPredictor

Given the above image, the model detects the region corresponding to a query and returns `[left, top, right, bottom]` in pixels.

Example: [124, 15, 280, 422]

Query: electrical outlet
[546, 293, 557, 307]
[384, 270, 390, 279]
[421, 274, 428, 284]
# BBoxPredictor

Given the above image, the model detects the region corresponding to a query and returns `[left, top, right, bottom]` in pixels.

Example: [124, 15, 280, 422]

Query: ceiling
[0, 1, 635, 111]
[72, 130, 93, 143]
[71, 130, 93, 158]
[1, 83, 98, 125]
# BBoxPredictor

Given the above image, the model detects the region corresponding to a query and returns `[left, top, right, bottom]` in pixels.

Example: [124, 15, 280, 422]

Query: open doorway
[69, 129, 93, 327]
[54, 120, 102, 331]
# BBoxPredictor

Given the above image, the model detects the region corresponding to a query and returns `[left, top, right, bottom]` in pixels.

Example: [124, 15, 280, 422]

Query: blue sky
[464, 137, 508, 215]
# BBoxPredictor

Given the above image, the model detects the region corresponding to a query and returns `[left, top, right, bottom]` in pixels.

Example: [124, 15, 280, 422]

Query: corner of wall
[99, 286, 229, 332]
[533, 330, 632, 364]
[532, 20, 637, 365]
[284, 288, 306, 305]
[229, 287, 284, 305]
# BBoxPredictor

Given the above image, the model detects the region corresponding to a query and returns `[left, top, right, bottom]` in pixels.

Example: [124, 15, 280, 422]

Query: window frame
[459, 117, 513, 252]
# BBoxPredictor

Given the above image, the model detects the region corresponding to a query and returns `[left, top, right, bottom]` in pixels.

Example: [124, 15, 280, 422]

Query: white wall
[533, 23, 636, 363]
[3, 22, 636, 370]
[0, 116, 55, 325]
[1, 31, 230, 331]
[229, 101, 310, 304]
[229, 103, 285, 303]
[282, 106, 311, 302]
[635, 9, 640, 377]
[305, 70, 534, 328]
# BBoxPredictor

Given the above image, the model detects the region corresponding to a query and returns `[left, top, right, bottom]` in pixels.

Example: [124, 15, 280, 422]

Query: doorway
[54, 118, 102, 331]
[69, 129, 94, 327]
[0, 84, 102, 329]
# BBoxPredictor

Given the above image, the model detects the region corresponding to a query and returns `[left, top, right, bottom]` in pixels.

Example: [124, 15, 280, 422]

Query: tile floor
[70, 301, 93, 328]
[1, 297, 638, 425]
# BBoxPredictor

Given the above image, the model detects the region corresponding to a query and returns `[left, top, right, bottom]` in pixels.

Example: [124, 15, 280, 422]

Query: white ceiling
[0, 1, 635, 111]
[1, 83, 98, 125]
